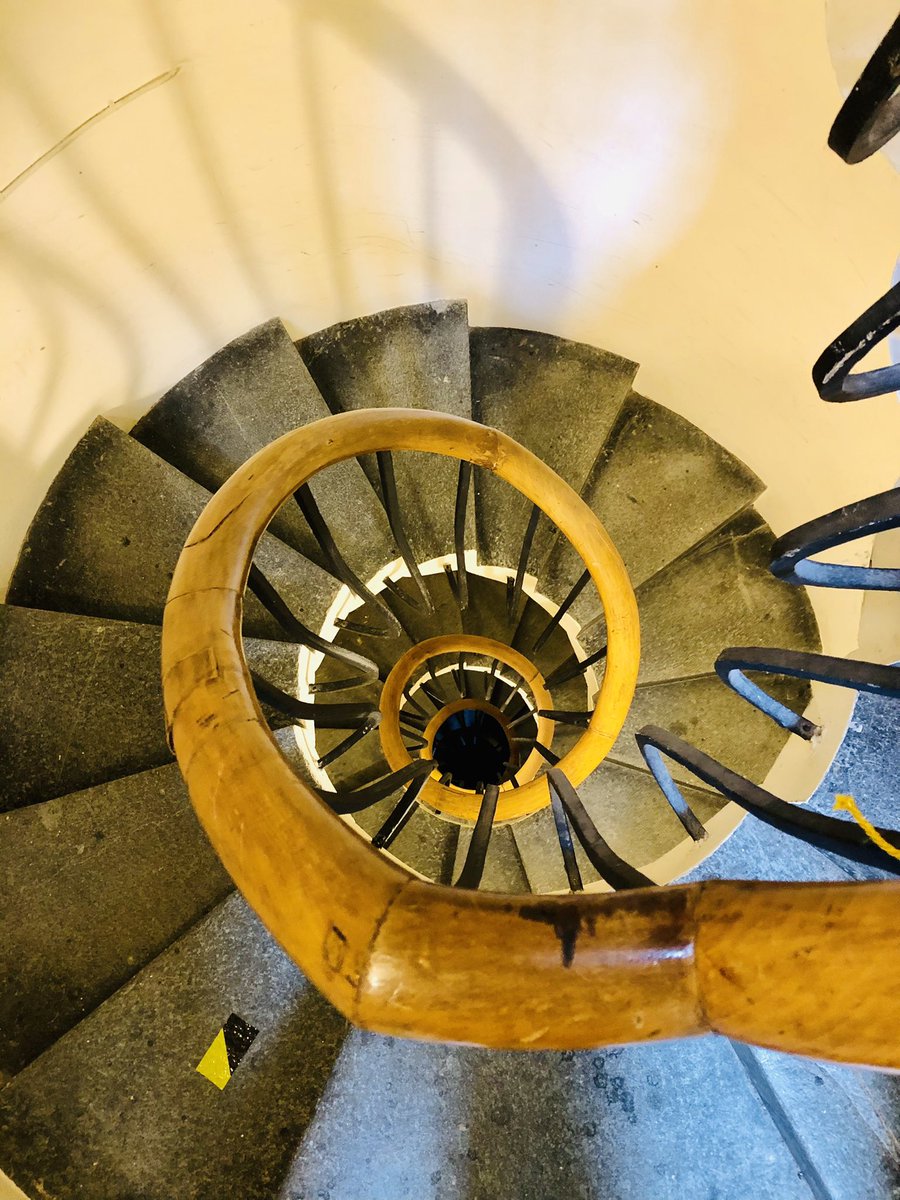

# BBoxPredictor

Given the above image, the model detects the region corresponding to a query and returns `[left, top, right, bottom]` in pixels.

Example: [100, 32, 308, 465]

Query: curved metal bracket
[715, 647, 900, 739]
[770, 487, 900, 589]
[636, 726, 900, 876]
[811, 281, 900, 402]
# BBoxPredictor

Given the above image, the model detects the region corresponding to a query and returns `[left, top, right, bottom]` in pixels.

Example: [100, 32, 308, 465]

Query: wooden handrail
[162, 409, 900, 1066]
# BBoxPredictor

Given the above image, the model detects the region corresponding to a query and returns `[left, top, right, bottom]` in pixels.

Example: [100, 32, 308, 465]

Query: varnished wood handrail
[162, 409, 900, 1066]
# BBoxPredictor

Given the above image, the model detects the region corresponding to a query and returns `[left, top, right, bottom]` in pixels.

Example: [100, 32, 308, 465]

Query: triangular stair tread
[6, 417, 337, 642]
[541, 391, 765, 624]
[287, 1030, 816, 1199]
[299, 300, 473, 564]
[578, 509, 821, 675]
[0, 761, 232, 1079]
[0, 894, 349, 1200]
[611, 672, 811, 789]
[469, 326, 637, 569]
[0, 605, 307, 811]
[131, 318, 398, 581]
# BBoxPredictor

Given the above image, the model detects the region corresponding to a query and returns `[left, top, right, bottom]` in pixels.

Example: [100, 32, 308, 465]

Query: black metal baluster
[402, 684, 429, 718]
[548, 781, 583, 892]
[380, 574, 423, 611]
[334, 616, 391, 638]
[399, 710, 427, 733]
[548, 768, 654, 890]
[247, 564, 379, 688]
[545, 645, 606, 690]
[317, 713, 381, 769]
[319, 759, 436, 815]
[294, 483, 402, 634]
[454, 784, 500, 889]
[508, 503, 542, 621]
[371, 771, 432, 849]
[537, 709, 593, 729]
[532, 569, 591, 652]
[251, 671, 374, 728]
[377, 451, 433, 610]
[454, 461, 472, 610]
[636, 726, 900, 875]
[812, 282, 900, 402]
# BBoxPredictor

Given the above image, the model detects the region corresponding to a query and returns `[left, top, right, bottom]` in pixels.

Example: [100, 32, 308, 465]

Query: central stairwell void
[0, 300, 898, 1199]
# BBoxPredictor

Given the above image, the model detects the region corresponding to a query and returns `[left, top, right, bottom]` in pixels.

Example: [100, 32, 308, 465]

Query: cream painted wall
[1, 0, 897, 607]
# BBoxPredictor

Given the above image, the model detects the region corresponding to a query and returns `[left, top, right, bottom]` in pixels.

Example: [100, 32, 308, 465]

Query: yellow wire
[833, 793, 900, 862]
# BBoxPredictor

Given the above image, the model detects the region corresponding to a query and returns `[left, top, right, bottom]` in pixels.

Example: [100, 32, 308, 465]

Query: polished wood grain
[162, 409, 899, 1066]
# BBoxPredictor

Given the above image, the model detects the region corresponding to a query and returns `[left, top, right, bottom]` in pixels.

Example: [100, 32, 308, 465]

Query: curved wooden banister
[162, 409, 900, 1066]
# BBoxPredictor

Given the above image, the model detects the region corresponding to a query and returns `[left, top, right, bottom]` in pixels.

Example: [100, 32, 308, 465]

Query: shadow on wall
[0, 0, 727, 589]
[288, 0, 574, 315]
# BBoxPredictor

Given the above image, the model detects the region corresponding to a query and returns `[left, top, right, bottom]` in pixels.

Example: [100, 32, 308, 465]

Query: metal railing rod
[549, 782, 583, 892]
[454, 784, 500, 889]
[636, 726, 900, 876]
[377, 451, 433, 610]
[545, 645, 607, 690]
[247, 564, 379, 688]
[371, 771, 432, 849]
[548, 768, 654, 891]
[508, 504, 542, 620]
[532, 569, 591, 652]
[294, 483, 402, 634]
[317, 713, 381, 769]
[454, 461, 472, 610]
[319, 759, 436, 815]
[251, 671, 374, 729]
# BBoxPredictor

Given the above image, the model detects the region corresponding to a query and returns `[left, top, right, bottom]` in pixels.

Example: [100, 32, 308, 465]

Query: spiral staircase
[2, 14, 900, 1199]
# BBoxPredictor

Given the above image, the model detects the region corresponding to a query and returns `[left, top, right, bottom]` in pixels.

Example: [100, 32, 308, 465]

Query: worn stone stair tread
[611, 672, 810, 789]
[463, 573, 580, 684]
[731, 1043, 900, 1200]
[383, 570, 463, 646]
[352, 800, 459, 884]
[469, 326, 637, 570]
[299, 300, 473, 564]
[0, 605, 306, 812]
[131, 318, 398, 581]
[5, 417, 338, 642]
[0, 762, 232, 1080]
[288, 1031, 815, 1200]
[541, 390, 765, 628]
[0, 893, 348, 1200]
[580, 508, 821, 678]
[453, 822, 528, 893]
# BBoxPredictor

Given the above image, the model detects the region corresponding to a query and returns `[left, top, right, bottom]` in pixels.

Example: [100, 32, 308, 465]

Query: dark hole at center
[432, 708, 511, 790]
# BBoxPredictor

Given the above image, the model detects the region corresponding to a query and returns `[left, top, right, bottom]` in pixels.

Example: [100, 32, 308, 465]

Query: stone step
[0, 763, 231, 1080]
[131, 318, 398, 582]
[287, 1031, 816, 1200]
[541, 391, 764, 629]
[0, 894, 348, 1200]
[610, 672, 810, 790]
[575, 507, 820, 674]
[469, 326, 636, 570]
[6, 418, 338, 642]
[299, 301, 473, 565]
[0, 605, 305, 812]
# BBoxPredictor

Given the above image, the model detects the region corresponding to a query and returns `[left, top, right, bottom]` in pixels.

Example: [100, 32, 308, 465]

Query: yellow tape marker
[196, 1013, 259, 1090]
[833, 794, 900, 862]
[196, 1028, 231, 1090]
